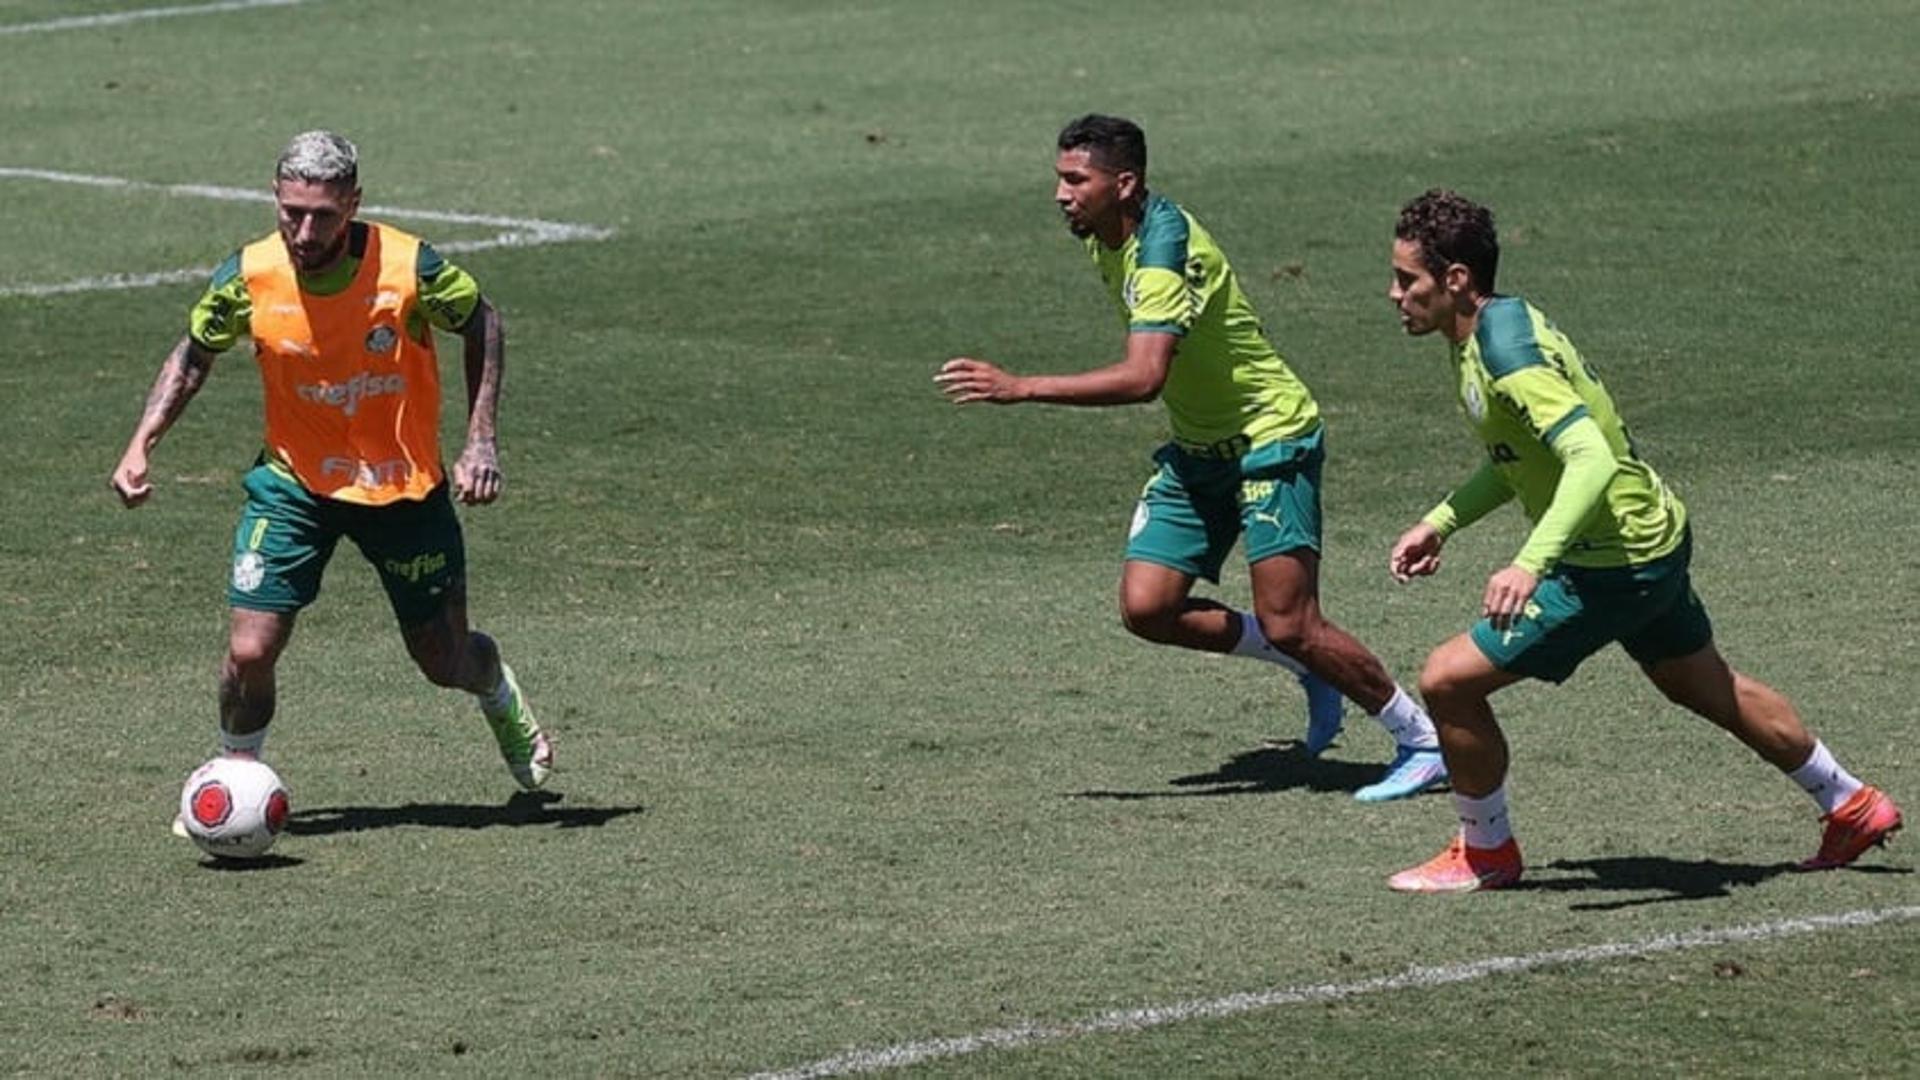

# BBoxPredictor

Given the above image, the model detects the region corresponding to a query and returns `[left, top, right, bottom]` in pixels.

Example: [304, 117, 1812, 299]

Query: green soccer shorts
[1469, 531, 1714, 683]
[1124, 427, 1325, 583]
[227, 460, 467, 626]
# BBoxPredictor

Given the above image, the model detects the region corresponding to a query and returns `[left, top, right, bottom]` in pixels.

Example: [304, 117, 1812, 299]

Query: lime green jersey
[1444, 296, 1687, 570]
[189, 221, 482, 353]
[1089, 193, 1318, 448]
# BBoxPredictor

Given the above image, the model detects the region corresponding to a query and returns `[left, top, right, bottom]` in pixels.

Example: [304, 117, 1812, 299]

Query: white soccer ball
[179, 756, 290, 859]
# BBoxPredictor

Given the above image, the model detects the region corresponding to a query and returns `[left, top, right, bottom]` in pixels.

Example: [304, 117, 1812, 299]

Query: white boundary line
[0, 166, 614, 299]
[748, 904, 1920, 1079]
[0, 0, 313, 37]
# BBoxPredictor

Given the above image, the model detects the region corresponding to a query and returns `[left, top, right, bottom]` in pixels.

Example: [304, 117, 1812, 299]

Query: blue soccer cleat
[1300, 672, 1345, 756]
[1354, 745, 1449, 802]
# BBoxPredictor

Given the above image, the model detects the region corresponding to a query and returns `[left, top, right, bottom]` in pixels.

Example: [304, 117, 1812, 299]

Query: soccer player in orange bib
[111, 131, 552, 805]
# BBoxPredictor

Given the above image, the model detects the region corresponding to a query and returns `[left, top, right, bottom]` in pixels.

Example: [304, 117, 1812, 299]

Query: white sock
[220, 726, 267, 758]
[1787, 740, 1864, 816]
[478, 666, 515, 716]
[1228, 611, 1307, 676]
[1373, 687, 1439, 750]
[1455, 786, 1513, 849]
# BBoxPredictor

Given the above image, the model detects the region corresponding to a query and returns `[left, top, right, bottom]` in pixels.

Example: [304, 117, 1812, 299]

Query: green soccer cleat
[482, 663, 552, 790]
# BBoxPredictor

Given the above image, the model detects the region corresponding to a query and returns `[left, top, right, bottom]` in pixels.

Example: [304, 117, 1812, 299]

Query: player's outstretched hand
[1389, 522, 1444, 582]
[453, 438, 503, 505]
[935, 357, 1026, 405]
[110, 448, 152, 508]
[1482, 565, 1539, 631]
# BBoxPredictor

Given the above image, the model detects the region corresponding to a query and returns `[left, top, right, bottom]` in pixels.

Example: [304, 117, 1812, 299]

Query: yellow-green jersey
[1427, 296, 1687, 572]
[1090, 193, 1318, 450]
[188, 221, 482, 354]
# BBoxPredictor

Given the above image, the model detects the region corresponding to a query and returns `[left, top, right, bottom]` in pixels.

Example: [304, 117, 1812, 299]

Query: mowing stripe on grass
[0, 166, 614, 299]
[749, 904, 1920, 1078]
[0, 0, 314, 36]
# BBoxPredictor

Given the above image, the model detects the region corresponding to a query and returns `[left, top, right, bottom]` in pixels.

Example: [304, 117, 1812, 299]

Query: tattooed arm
[110, 335, 218, 508]
[450, 297, 505, 505]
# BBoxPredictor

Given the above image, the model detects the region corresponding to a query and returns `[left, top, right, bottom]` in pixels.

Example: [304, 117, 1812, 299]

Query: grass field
[2, 1, 1916, 1075]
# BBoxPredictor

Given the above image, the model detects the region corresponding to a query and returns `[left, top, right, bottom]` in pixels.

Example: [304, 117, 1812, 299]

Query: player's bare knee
[1418, 653, 1468, 707]
[1253, 610, 1310, 660]
[1119, 602, 1179, 644]
[225, 634, 283, 674]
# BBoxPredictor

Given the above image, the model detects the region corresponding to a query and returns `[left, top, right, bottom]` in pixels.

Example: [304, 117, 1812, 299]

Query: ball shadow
[198, 853, 306, 872]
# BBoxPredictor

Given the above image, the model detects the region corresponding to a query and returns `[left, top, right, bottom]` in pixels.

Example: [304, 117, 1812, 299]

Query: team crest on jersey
[365, 324, 398, 356]
[1462, 378, 1487, 422]
[232, 552, 266, 593]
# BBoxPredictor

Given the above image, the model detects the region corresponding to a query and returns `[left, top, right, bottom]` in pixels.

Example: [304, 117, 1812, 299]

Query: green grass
[2, 1, 1915, 1076]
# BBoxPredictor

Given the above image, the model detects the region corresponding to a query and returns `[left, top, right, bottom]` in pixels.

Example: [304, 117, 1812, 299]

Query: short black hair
[1395, 188, 1499, 294]
[1057, 114, 1147, 177]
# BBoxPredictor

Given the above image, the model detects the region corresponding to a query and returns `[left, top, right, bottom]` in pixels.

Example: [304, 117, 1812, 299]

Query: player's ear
[1115, 169, 1141, 201]
[1443, 262, 1474, 298]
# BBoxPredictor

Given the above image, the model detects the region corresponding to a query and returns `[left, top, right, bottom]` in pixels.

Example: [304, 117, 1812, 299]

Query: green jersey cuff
[1425, 462, 1513, 538]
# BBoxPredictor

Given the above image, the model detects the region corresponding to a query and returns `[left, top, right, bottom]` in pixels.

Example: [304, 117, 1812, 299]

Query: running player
[938, 115, 1444, 800]
[110, 130, 552, 803]
[1383, 187, 1900, 891]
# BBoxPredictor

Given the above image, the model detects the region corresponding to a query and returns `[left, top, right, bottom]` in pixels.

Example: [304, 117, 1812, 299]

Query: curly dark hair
[1395, 188, 1498, 294]
[1057, 114, 1147, 177]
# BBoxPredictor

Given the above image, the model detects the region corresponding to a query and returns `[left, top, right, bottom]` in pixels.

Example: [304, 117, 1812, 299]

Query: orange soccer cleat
[1388, 834, 1523, 893]
[1798, 785, 1903, 871]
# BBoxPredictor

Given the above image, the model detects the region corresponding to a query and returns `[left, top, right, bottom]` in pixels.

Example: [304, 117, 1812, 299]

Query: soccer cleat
[1300, 672, 1345, 756]
[1354, 745, 1449, 802]
[171, 814, 190, 839]
[482, 663, 552, 790]
[1798, 785, 1903, 871]
[1388, 834, 1523, 893]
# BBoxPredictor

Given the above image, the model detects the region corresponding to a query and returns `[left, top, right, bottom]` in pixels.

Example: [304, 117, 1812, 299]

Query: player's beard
[289, 231, 349, 273]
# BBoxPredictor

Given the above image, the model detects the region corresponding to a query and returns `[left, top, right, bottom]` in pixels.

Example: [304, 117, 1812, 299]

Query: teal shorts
[1124, 427, 1324, 583]
[227, 461, 466, 626]
[1470, 531, 1714, 683]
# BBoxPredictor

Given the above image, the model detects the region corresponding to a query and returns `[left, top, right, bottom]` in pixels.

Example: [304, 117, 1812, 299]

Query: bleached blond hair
[275, 130, 358, 189]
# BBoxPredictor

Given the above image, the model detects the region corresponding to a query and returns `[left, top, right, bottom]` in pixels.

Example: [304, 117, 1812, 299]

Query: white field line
[0, 0, 313, 36]
[748, 904, 1920, 1079]
[0, 166, 613, 299]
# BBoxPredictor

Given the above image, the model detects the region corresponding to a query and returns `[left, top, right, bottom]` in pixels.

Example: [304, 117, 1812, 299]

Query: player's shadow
[286, 791, 644, 836]
[1518, 854, 1909, 911]
[1069, 741, 1394, 800]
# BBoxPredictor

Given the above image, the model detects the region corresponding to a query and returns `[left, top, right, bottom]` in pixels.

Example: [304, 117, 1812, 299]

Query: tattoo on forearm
[462, 302, 504, 437]
[138, 340, 213, 437]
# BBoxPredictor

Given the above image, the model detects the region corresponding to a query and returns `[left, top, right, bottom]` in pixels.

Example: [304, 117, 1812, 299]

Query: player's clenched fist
[110, 448, 153, 508]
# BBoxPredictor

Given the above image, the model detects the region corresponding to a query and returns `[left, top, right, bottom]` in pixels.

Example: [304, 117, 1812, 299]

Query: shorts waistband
[1172, 434, 1253, 460]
